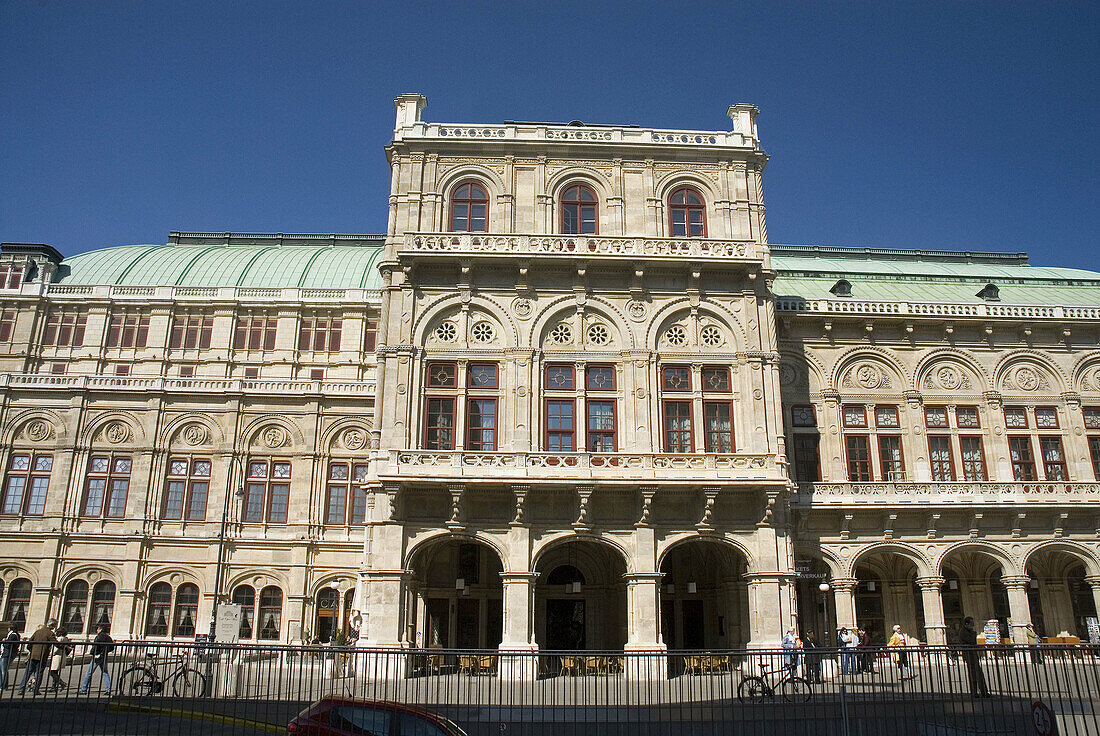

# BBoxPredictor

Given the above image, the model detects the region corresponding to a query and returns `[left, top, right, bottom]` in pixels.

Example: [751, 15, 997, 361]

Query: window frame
[928, 435, 956, 482]
[170, 314, 214, 350]
[449, 180, 490, 233]
[42, 312, 87, 347]
[545, 398, 576, 452]
[959, 435, 988, 481]
[845, 434, 872, 482]
[586, 399, 617, 452]
[162, 456, 212, 521]
[560, 183, 598, 235]
[792, 434, 821, 482]
[668, 186, 707, 238]
[662, 399, 694, 453]
[298, 316, 343, 353]
[1, 453, 52, 516]
[1008, 435, 1037, 481]
[703, 400, 734, 453]
[106, 314, 150, 349]
[877, 434, 904, 480]
[325, 461, 368, 526]
[82, 455, 132, 519]
[233, 314, 278, 352]
[243, 460, 292, 524]
[423, 397, 457, 451]
[465, 397, 498, 452]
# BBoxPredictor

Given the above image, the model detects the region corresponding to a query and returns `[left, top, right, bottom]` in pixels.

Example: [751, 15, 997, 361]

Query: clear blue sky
[2, 2, 1097, 270]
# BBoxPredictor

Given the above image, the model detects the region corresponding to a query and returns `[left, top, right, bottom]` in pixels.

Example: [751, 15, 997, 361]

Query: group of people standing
[0, 620, 114, 696]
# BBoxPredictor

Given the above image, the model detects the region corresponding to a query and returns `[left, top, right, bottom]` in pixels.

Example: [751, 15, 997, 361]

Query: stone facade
[0, 95, 1097, 658]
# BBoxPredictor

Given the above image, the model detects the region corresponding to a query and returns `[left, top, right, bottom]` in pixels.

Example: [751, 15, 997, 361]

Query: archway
[795, 557, 835, 646]
[407, 537, 504, 649]
[853, 552, 925, 645]
[940, 548, 1011, 644]
[534, 538, 627, 650]
[659, 539, 749, 649]
[1025, 547, 1099, 641]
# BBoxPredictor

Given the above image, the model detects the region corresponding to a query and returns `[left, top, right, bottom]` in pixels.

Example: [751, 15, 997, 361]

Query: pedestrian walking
[1025, 624, 1043, 664]
[887, 624, 911, 679]
[17, 620, 57, 695]
[803, 631, 822, 683]
[958, 617, 990, 697]
[0, 626, 20, 689]
[782, 627, 799, 673]
[47, 627, 72, 691]
[79, 625, 114, 696]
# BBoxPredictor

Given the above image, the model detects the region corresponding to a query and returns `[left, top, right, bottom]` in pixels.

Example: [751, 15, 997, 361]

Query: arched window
[316, 587, 339, 643]
[449, 181, 489, 232]
[668, 187, 706, 237]
[90, 581, 116, 633]
[258, 586, 282, 640]
[146, 582, 172, 636]
[561, 184, 598, 234]
[5, 578, 31, 632]
[173, 583, 199, 637]
[232, 585, 256, 639]
[546, 565, 586, 586]
[62, 580, 89, 633]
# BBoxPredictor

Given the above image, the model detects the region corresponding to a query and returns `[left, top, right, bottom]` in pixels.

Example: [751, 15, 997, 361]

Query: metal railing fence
[0, 640, 1097, 735]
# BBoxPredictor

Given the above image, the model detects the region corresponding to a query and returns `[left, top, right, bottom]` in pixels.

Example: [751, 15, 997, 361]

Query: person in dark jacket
[79, 626, 114, 696]
[17, 620, 56, 695]
[802, 631, 823, 683]
[958, 617, 990, 697]
[0, 627, 20, 689]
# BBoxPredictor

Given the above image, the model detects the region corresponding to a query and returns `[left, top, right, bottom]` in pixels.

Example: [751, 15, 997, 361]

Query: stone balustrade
[775, 296, 1100, 321]
[38, 283, 380, 304]
[400, 121, 756, 149]
[400, 233, 760, 262]
[0, 373, 375, 396]
[793, 481, 1100, 505]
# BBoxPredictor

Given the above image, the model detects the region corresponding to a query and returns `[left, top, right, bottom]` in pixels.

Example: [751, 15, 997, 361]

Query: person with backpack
[17, 620, 56, 695]
[78, 625, 114, 696]
[0, 626, 21, 689]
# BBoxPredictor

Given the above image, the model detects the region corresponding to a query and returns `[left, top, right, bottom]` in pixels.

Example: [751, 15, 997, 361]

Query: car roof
[306, 697, 462, 727]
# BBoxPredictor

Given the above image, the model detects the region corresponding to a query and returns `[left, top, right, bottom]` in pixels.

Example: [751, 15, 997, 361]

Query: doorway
[546, 599, 585, 650]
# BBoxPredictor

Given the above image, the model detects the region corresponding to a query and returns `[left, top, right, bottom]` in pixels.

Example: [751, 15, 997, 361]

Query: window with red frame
[792, 435, 820, 482]
[587, 400, 615, 451]
[106, 315, 150, 348]
[0, 311, 15, 342]
[1008, 437, 1036, 480]
[704, 401, 733, 452]
[426, 362, 457, 388]
[669, 187, 706, 237]
[243, 460, 290, 523]
[878, 435, 904, 480]
[298, 317, 342, 352]
[846, 436, 872, 481]
[0, 265, 24, 289]
[1, 454, 52, 515]
[546, 400, 575, 452]
[956, 406, 980, 428]
[170, 315, 213, 350]
[1088, 408, 1100, 480]
[466, 398, 497, 451]
[960, 436, 987, 481]
[325, 462, 368, 525]
[364, 320, 378, 352]
[545, 364, 575, 390]
[1039, 437, 1067, 480]
[561, 184, 597, 234]
[701, 367, 731, 392]
[928, 436, 955, 481]
[42, 312, 87, 347]
[662, 366, 691, 392]
[234, 315, 277, 351]
[424, 398, 456, 450]
[82, 455, 131, 518]
[450, 181, 489, 232]
[663, 401, 693, 453]
[162, 457, 211, 521]
[585, 365, 615, 391]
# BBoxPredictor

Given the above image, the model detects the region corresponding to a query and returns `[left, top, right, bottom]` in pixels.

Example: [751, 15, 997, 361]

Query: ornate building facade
[0, 95, 1098, 659]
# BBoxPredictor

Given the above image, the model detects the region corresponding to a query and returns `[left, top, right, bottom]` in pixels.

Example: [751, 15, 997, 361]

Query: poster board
[215, 603, 242, 643]
[1087, 616, 1100, 645]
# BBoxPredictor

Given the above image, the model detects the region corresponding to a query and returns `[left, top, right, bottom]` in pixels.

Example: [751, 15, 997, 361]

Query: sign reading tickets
[215, 603, 242, 642]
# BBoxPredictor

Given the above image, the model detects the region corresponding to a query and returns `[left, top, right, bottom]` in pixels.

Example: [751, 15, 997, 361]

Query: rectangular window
[426, 362, 457, 388]
[1085, 408, 1100, 430]
[791, 405, 817, 427]
[585, 365, 615, 391]
[1004, 407, 1028, 429]
[1089, 436, 1100, 480]
[701, 367, 731, 392]
[162, 458, 211, 521]
[1008, 436, 1037, 481]
[178, 366, 195, 378]
[663, 400, 693, 453]
[704, 401, 733, 453]
[545, 364, 574, 390]
[586, 400, 616, 452]
[875, 406, 899, 428]
[1, 454, 52, 515]
[1034, 407, 1059, 429]
[956, 406, 980, 428]
[960, 436, 987, 481]
[843, 406, 867, 428]
[310, 369, 324, 380]
[424, 398, 456, 450]
[243, 460, 291, 523]
[878, 435, 904, 480]
[82, 456, 131, 518]
[243, 367, 259, 379]
[364, 320, 378, 352]
[106, 315, 150, 348]
[925, 406, 948, 428]
[114, 365, 130, 376]
[0, 265, 24, 289]
[546, 400, 575, 452]
[468, 363, 498, 388]
[42, 313, 87, 347]
[325, 462, 368, 525]
[50, 363, 66, 374]
[846, 435, 872, 481]
[0, 310, 16, 342]
[466, 398, 497, 451]
[662, 366, 691, 392]
[170, 315, 214, 350]
[792, 435, 820, 482]
[1039, 437, 1067, 481]
[233, 316, 278, 351]
[928, 436, 955, 481]
[298, 317, 342, 352]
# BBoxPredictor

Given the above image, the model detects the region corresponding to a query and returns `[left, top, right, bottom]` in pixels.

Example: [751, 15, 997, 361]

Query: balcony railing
[794, 481, 1100, 505]
[775, 296, 1100, 321]
[41, 283, 380, 304]
[382, 450, 784, 482]
[0, 373, 375, 396]
[400, 233, 760, 261]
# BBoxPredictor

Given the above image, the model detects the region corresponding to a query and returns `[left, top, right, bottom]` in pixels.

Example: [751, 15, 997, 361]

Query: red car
[287, 697, 467, 736]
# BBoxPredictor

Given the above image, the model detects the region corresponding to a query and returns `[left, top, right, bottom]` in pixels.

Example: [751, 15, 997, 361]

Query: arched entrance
[659, 539, 749, 649]
[940, 548, 1011, 644]
[853, 552, 925, 645]
[534, 538, 627, 650]
[1026, 547, 1099, 641]
[407, 537, 504, 650]
[795, 557, 835, 645]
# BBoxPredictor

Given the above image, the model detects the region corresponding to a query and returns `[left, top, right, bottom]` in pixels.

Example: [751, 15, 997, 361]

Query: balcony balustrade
[794, 481, 1100, 506]
[0, 373, 375, 397]
[400, 233, 761, 263]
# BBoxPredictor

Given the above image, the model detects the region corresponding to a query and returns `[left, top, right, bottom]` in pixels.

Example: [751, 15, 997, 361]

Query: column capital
[623, 572, 664, 584]
[830, 577, 859, 592]
[1084, 575, 1100, 588]
[1001, 575, 1032, 590]
[500, 572, 539, 584]
[915, 575, 946, 591]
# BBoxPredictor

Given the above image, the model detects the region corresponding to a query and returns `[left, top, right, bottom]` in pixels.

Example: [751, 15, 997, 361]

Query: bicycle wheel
[780, 676, 813, 703]
[737, 676, 769, 703]
[172, 668, 209, 697]
[118, 666, 160, 696]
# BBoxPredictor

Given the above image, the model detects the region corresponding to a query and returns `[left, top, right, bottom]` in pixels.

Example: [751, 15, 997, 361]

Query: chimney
[727, 103, 760, 146]
[394, 93, 427, 130]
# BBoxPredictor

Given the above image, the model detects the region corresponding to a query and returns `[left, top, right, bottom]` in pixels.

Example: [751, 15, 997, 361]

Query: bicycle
[117, 651, 209, 697]
[737, 661, 813, 703]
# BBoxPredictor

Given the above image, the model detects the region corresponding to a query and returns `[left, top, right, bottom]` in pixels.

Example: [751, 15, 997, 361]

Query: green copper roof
[56, 235, 386, 290]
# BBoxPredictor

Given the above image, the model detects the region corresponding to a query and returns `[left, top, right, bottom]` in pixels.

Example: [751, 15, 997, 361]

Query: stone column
[498, 572, 539, 680]
[745, 573, 791, 647]
[624, 573, 667, 679]
[831, 577, 858, 633]
[1002, 575, 1033, 644]
[916, 576, 947, 645]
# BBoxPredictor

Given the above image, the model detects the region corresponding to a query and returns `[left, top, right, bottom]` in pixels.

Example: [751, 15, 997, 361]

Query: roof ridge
[769, 244, 1030, 265]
